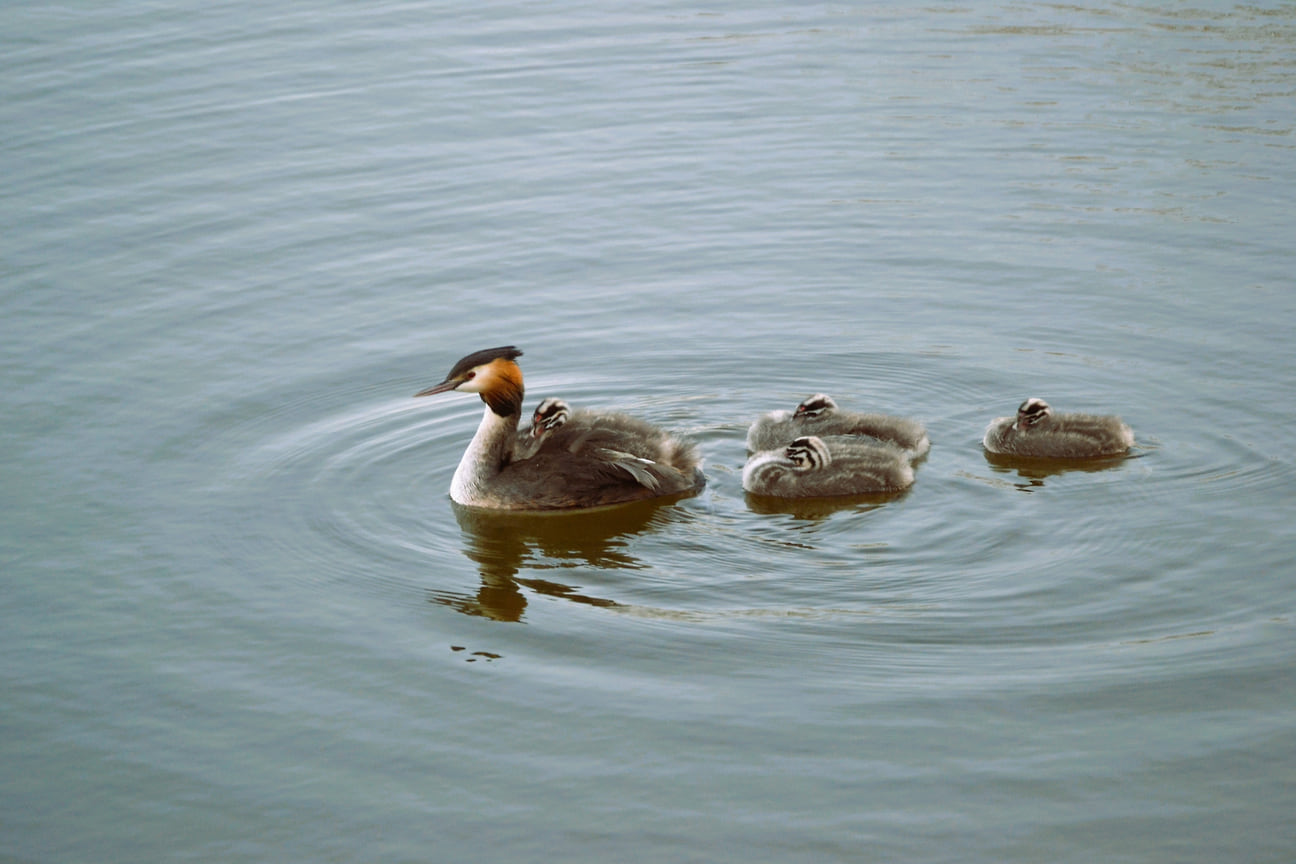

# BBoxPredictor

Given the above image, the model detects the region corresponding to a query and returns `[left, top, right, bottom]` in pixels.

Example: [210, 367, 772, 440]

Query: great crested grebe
[982, 398, 1134, 458]
[746, 393, 930, 457]
[742, 435, 915, 497]
[415, 347, 704, 510]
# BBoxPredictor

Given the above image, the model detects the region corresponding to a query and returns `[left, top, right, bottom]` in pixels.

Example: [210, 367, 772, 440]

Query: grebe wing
[593, 448, 662, 491]
[492, 446, 695, 509]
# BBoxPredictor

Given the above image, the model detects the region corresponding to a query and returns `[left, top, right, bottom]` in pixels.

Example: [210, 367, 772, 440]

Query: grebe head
[1016, 397, 1052, 429]
[785, 436, 831, 470]
[793, 394, 838, 420]
[530, 397, 571, 439]
[414, 346, 525, 416]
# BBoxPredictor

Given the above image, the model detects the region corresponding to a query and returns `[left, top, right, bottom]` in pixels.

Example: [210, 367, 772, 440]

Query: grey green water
[3, 3, 1294, 862]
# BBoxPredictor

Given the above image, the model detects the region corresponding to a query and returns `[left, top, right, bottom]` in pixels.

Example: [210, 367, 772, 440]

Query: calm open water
[3, 2, 1295, 862]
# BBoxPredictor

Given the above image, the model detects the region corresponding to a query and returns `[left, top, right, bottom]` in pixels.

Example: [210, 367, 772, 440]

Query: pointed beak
[414, 378, 459, 397]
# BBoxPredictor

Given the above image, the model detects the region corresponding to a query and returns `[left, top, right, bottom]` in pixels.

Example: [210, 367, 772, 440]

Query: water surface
[3, 2, 1294, 862]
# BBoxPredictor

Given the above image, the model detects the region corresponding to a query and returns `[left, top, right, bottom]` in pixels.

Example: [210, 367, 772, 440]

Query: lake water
[3, 2, 1294, 862]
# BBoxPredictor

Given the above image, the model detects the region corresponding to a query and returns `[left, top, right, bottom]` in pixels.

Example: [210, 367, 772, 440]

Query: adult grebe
[742, 435, 914, 497]
[746, 393, 930, 458]
[982, 398, 1134, 458]
[415, 347, 704, 510]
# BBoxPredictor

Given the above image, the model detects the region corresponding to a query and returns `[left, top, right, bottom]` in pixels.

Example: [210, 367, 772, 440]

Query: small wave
[176, 343, 1293, 681]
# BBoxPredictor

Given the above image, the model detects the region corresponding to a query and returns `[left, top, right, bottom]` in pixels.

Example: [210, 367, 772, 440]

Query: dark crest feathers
[446, 346, 522, 380]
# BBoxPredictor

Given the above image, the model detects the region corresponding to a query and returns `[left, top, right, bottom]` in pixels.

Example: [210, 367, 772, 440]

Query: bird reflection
[744, 488, 907, 520]
[983, 449, 1136, 490]
[429, 496, 689, 621]
[746, 487, 907, 520]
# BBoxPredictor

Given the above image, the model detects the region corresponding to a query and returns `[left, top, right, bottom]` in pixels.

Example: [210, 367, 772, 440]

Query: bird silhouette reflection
[429, 495, 690, 621]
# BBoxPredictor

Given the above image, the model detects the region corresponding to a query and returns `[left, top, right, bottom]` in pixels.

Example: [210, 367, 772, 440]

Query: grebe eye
[465, 371, 476, 379]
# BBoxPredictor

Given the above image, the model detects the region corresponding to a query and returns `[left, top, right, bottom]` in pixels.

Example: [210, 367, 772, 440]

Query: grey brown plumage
[982, 398, 1134, 458]
[517, 398, 691, 469]
[742, 435, 914, 498]
[747, 393, 930, 458]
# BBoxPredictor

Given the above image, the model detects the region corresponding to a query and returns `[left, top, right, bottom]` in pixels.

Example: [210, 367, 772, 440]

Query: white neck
[450, 405, 519, 506]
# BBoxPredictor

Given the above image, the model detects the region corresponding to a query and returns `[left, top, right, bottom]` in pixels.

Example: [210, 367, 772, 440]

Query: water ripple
[173, 337, 1294, 700]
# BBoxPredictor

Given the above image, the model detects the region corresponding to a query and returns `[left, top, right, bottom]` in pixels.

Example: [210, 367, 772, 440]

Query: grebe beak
[413, 378, 460, 397]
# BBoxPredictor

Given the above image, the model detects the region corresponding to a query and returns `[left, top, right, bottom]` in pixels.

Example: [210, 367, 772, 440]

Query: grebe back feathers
[514, 397, 697, 491]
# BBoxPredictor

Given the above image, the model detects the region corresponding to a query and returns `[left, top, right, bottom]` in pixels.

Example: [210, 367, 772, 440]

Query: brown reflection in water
[982, 449, 1134, 490]
[429, 495, 690, 622]
[744, 488, 907, 521]
[450, 646, 502, 663]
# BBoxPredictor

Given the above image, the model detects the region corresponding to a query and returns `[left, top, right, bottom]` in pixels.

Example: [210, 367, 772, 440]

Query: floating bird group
[741, 393, 931, 498]
[416, 346, 1135, 511]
